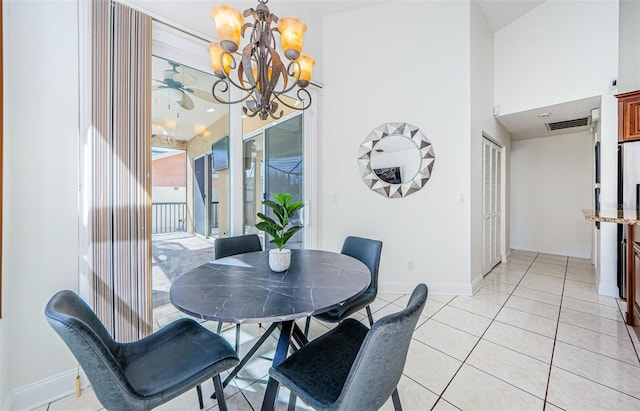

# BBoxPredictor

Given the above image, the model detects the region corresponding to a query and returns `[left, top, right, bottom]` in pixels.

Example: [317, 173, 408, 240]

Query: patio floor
[152, 232, 216, 330]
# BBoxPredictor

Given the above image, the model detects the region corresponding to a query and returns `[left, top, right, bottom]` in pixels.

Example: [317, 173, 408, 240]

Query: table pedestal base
[212, 320, 310, 410]
[261, 320, 293, 411]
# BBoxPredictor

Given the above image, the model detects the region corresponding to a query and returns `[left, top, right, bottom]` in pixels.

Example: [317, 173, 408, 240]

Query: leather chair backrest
[214, 234, 262, 260]
[340, 236, 383, 293]
[45, 290, 142, 408]
[332, 283, 428, 411]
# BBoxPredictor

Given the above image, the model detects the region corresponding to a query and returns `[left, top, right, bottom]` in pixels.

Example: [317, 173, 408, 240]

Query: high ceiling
[216, 0, 544, 32]
[478, 0, 545, 32]
[148, 1, 566, 143]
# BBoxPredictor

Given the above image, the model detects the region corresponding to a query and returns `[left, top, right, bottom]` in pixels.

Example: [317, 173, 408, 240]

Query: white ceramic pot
[269, 248, 291, 272]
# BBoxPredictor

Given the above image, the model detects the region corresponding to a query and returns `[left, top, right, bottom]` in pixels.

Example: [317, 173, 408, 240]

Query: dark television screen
[212, 136, 229, 171]
[374, 166, 401, 184]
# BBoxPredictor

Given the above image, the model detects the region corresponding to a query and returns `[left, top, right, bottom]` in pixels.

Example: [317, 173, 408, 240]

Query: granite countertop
[583, 209, 640, 225]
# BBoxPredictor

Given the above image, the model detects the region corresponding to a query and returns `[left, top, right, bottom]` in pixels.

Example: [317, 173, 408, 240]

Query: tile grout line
[548, 268, 640, 366]
[617, 293, 640, 363]
[430, 253, 539, 410]
[541, 254, 569, 410]
[491, 258, 640, 406]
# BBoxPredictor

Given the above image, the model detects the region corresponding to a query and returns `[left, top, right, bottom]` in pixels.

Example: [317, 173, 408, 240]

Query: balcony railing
[152, 202, 187, 234]
[209, 202, 220, 235]
[153, 202, 222, 236]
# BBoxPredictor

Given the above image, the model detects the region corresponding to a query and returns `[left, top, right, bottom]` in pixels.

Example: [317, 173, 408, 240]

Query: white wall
[152, 187, 187, 203]
[494, 0, 619, 294]
[321, 1, 473, 294]
[470, 0, 511, 288]
[494, 0, 619, 116]
[2, 1, 80, 408]
[597, 93, 619, 296]
[510, 132, 593, 258]
[1, 1, 7, 404]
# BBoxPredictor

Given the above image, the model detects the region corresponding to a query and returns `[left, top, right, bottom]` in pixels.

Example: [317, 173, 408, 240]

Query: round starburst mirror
[358, 122, 435, 198]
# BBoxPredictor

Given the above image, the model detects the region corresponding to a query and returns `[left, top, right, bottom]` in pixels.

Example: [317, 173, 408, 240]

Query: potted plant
[256, 193, 304, 272]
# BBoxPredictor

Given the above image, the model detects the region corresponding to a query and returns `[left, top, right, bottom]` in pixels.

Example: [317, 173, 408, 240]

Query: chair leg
[366, 305, 375, 326]
[235, 324, 241, 353]
[391, 388, 402, 411]
[196, 384, 204, 409]
[213, 375, 228, 411]
[304, 316, 311, 337]
[287, 391, 297, 411]
[217, 321, 223, 334]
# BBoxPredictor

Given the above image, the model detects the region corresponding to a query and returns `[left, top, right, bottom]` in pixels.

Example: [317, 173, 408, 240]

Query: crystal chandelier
[207, 0, 315, 121]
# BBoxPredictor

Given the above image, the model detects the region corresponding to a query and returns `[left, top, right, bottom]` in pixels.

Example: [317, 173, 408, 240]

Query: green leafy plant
[256, 193, 304, 251]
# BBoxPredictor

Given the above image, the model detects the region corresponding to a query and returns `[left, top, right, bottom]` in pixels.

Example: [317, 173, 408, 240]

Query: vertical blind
[88, 0, 152, 342]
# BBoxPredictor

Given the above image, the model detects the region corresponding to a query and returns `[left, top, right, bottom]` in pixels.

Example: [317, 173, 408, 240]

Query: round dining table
[169, 248, 370, 411]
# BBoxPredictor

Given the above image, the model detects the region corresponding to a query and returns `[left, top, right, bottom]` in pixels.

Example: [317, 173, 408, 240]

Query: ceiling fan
[152, 61, 215, 110]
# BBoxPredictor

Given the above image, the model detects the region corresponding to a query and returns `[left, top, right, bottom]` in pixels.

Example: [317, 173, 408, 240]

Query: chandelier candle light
[208, 0, 315, 120]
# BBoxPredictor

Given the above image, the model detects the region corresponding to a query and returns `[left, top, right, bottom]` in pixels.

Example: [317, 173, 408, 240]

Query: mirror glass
[358, 122, 435, 198]
[370, 135, 421, 184]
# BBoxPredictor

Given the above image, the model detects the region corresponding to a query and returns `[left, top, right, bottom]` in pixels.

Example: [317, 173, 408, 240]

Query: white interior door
[482, 137, 502, 274]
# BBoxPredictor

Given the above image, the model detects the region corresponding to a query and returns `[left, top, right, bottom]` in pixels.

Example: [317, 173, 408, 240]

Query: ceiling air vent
[545, 117, 591, 131]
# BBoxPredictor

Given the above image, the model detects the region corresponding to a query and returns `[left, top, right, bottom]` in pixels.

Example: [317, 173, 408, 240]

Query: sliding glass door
[243, 114, 304, 249]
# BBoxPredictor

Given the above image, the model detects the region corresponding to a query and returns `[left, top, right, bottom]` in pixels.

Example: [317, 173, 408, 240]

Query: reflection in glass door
[193, 155, 207, 236]
[243, 115, 304, 249]
[211, 136, 230, 237]
[243, 137, 263, 238]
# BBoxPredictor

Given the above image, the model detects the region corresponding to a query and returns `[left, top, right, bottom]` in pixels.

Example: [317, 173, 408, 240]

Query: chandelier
[207, 0, 315, 121]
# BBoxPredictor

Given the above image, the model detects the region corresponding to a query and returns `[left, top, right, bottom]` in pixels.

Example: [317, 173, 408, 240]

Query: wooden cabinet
[616, 90, 640, 142]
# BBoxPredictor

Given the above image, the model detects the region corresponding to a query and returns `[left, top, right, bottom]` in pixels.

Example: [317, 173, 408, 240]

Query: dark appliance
[617, 141, 640, 298]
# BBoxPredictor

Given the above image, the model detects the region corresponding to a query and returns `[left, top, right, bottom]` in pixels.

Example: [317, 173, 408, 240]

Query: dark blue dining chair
[214, 234, 262, 260]
[45, 290, 239, 411]
[271, 283, 428, 411]
[305, 236, 383, 335]
[214, 234, 263, 351]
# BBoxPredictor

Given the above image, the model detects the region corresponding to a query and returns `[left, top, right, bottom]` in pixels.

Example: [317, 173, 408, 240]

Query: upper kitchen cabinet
[617, 90, 640, 142]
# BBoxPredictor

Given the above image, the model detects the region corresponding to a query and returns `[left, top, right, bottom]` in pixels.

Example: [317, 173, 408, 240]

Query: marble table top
[169, 249, 371, 324]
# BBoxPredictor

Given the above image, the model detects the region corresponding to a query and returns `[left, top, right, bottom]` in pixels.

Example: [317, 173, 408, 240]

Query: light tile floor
[36, 249, 640, 410]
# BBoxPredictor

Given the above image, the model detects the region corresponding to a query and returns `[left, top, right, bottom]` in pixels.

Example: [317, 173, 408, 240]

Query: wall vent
[545, 117, 591, 131]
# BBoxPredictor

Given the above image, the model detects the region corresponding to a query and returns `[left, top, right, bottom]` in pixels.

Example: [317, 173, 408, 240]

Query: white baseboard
[471, 275, 484, 295]
[11, 368, 88, 411]
[509, 245, 590, 259]
[598, 282, 620, 298]
[593, 268, 620, 298]
[380, 281, 473, 296]
[503, 250, 512, 263]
